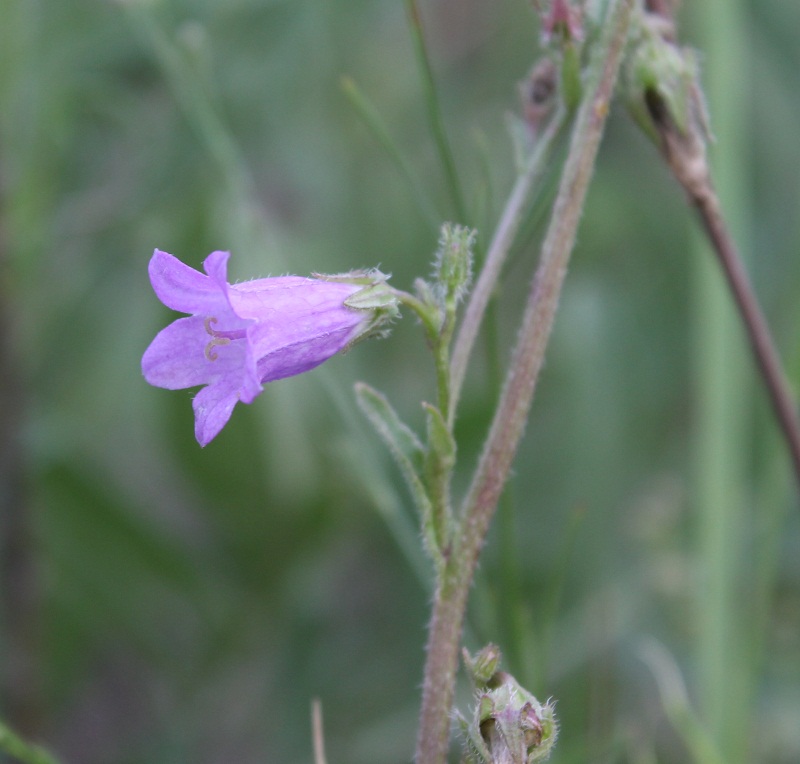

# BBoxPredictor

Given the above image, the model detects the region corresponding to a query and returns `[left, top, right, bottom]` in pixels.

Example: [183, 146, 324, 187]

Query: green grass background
[1, 1, 799, 762]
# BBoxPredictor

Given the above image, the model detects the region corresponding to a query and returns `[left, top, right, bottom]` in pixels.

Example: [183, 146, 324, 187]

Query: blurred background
[1, 0, 799, 762]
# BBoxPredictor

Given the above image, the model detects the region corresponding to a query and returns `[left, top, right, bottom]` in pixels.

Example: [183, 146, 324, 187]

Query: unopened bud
[519, 58, 558, 136]
[463, 644, 503, 688]
[458, 651, 558, 763]
[623, 9, 703, 142]
[432, 223, 474, 306]
[540, 0, 583, 44]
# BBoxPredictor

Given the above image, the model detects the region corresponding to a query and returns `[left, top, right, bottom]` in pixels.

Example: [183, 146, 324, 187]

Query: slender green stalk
[120, 2, 270, 266]
[413, 3, 634, 761]
[340, 76, 441, 230]
[689, 1, 750, 759]
[122, 2, 251, 202]
[1, 0, 43, 739]
[448, 108, 567, 427]
[640, 6, 798, 755]
[0, 721, 59, 764]
[404, 0, 467, 224]
[392, 289, 452, 419]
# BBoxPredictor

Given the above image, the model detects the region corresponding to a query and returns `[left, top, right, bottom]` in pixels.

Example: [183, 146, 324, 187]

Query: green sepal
[342, 277, 400, 314]
[343, 285, 395, 313]
[314, 267, 388, 286]
[455, 710, 493, 764]
[355, 383, 444, 571]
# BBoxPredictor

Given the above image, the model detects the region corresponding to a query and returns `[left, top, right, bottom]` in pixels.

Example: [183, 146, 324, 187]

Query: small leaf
[355, 383, 443, 570]
[356, 383, 424, 467]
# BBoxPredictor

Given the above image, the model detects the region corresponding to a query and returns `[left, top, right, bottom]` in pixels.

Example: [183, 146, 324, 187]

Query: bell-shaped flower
[142, 249, 397, 446]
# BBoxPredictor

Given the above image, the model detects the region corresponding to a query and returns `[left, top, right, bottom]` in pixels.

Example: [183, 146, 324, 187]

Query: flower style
[142, 249, 398, 446]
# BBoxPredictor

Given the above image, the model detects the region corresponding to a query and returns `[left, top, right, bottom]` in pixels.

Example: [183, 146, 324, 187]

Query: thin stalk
[448, 108, 568, 427]
[682, 2, 750, 758]
[0, 720, 59, 764]
[404, 0, 467, 224]
[434, 344, 452, 427]
[694, 190, 800, 486]
[0, 1, 42, 741]
[393, 289, 452, 419]
[413, 3, 634, 761]
[120, 1, 274, 271]
[645, 6, 800, 490]
[122, 2, 251, 203]
[340, 76, 441, 231]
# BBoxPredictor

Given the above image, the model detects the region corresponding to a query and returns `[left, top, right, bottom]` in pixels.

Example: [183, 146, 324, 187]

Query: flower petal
[149, 249, 229, 314]
[245, 291, 367, 374]
[202, 250, 237, 304]
[256, 323, 363, 383]
[228, 277, 360, 321]
[192, 376, 251, 446]
[142, 316, 247, 390]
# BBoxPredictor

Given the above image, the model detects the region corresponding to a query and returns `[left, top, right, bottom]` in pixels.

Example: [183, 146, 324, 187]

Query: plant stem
[695, 186, 800, 486]
[413, 2, 634, 761]
[645, 77, 800, 491]
[448, 108, 567, 427]
[340, 76, 441, 231]
[415, 562, 471, 764]
[457, 0, 633, 604]
[405, 0, 467, 224]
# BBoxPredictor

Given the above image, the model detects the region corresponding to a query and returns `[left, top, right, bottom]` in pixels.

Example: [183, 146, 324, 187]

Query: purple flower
[142, 249, 397, 446]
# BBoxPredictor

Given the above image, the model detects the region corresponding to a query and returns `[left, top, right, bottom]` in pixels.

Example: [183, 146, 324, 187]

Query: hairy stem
[413, 2, 634, 761]
[448, 108, 567, 427]
[457, 0, 633, 606]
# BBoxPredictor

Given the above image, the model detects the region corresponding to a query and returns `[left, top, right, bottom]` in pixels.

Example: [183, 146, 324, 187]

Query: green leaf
[355, 383, 443, 570]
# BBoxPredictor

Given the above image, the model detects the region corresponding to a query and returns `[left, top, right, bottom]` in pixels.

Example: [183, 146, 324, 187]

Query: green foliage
[0, 1, 798, 763]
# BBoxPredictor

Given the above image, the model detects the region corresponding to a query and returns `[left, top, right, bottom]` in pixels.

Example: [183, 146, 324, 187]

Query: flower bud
[462, 644, 503, 689]
[458, 649, 558, 763]
[432, 223, 474, 307]
[539, 0, 583, 44]
[623, 9, 704, 143]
